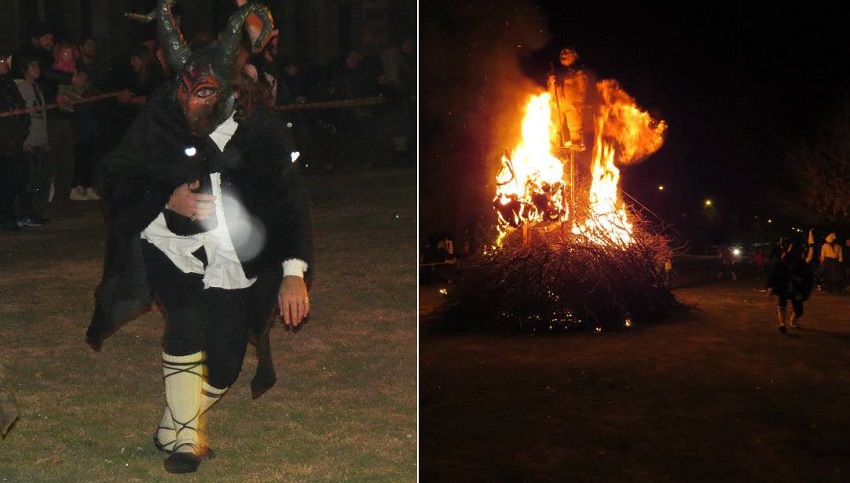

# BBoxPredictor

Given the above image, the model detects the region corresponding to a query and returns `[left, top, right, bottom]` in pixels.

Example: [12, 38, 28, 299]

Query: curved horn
[126, 0, 190, 75]
[215, 3, 275, 80]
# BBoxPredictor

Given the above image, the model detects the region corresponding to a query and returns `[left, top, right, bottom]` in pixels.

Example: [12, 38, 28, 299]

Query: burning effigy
[439, 78, 688, 331]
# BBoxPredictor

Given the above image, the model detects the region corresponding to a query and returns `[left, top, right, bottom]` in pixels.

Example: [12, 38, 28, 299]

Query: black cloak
[86, 81, 314, 394]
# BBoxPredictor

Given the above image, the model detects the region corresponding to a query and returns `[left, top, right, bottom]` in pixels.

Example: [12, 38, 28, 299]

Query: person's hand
[166, 180, 216, 221]
[56, 94, 70, 107]
[116, 90, 132, 103]
[278, 275, 310, 327]
[71, 71, 87, 88]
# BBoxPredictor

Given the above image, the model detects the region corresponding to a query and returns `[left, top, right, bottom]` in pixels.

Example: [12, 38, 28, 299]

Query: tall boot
[776, 307, 787, 334]
[161, 351, 210, 474]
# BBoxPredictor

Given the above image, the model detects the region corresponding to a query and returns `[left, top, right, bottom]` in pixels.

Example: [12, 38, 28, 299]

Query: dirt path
[419, 272, 850, 482]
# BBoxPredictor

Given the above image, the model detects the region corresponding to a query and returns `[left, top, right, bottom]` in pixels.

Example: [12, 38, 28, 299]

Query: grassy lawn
[420, 264, 850, 482]
[0, 167, 417, 482]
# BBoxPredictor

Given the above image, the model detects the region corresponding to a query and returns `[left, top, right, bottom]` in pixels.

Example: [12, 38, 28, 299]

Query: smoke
[420, 0, 554, 241]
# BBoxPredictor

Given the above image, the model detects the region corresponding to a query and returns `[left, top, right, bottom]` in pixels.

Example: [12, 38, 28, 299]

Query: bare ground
[419, 261, 850, 483]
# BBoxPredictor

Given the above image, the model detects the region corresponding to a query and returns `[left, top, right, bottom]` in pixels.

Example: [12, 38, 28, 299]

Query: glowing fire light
[493, 79, 666, 247]
[494, 92, 568, 244]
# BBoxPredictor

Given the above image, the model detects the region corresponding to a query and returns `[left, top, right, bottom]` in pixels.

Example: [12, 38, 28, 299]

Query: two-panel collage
[2, 0, 850, 481]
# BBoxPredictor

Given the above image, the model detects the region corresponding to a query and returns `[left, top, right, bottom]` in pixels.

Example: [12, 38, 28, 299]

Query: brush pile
[436, 219, 690, 332]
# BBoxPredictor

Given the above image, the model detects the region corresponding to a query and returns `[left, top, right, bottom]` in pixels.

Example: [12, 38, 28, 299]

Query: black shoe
[162, 443, 215, 473]
[779, 325, 787, 334]
[164, 452, 203, 474]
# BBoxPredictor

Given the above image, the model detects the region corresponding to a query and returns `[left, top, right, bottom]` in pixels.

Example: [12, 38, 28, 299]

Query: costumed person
[547, 47, 588, 152]
[766, 240, 814, 334]
[818, 232, 843, 294]
[85, 1, 314, 474]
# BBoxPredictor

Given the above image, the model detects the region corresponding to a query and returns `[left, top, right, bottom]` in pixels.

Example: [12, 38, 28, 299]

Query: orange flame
[494, 79, 666, 247]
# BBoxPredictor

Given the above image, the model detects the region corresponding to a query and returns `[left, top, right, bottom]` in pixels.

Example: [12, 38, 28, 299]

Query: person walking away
[818, 232, 843, 294]
[14, 55, 52, 228]
[0, 51, 31, 231]
[767, 241, 814, 333]
[548, 47, 588, 152]
[86, 2, 313, 474]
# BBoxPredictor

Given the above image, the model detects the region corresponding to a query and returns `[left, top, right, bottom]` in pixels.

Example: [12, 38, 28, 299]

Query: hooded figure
[767, 241, 814, 333]
[86, 1, 314, 474]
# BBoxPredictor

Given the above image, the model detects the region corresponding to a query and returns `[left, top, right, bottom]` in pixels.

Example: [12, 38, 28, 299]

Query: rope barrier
[274, 96, 385, 111]
[0, 91, 121, 118]
[0, 93, 386, 117]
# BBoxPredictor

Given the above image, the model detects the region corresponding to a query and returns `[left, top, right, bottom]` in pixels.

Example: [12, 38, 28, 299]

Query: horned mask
[127, 0, 274, 137]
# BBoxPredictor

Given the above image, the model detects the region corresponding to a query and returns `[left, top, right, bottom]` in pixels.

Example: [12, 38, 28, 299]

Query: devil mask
[127, 0, 274, 137]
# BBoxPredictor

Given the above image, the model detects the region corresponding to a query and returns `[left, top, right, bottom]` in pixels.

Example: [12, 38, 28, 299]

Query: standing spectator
[655, 235, 674, 289]
[331, 50, 379, 169]
[753, 246, 765, 280]
[716, 243, 737, 281]
[251, 31, 282, 105]
[52, 41, 83, 111]
[16, 20, 87, 221]
[14, 55, 52, 227]
[818, 232, 843, 294]
[0, 51, 31, 231]
[767, 241, 814, 333]
[71, 36, 110, 201]
[378, 35, 415, 165]
[804, 228, 821, 290]
[112, 45, 165, 138]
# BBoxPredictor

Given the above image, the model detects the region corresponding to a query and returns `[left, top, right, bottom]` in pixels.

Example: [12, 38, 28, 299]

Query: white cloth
[141, 113, 306, 289]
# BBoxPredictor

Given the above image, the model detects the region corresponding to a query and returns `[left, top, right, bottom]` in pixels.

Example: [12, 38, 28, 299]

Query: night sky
[420, 0, 850, 244]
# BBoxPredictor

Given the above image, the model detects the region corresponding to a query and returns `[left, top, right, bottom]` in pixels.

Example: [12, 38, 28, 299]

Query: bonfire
[439, 79, 688, 331]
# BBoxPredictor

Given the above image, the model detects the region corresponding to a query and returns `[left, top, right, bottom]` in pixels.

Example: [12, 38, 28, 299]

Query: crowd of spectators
[0, 18, 416, 232]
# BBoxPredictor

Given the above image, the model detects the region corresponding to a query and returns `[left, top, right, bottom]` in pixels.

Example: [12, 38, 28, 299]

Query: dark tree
[783, 95, 850, 227]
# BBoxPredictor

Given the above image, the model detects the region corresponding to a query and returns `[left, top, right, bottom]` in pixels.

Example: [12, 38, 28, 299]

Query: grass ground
[0, 167, 417, 482]
[419, 260, 850, 483]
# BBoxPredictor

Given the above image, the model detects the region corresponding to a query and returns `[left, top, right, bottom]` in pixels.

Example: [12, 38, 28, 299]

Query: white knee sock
[156, 378, 229, 451]
[162, 351, 205, 455]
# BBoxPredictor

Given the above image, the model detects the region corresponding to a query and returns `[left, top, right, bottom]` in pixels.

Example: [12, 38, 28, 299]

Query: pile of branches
[436, 218, 691, 332]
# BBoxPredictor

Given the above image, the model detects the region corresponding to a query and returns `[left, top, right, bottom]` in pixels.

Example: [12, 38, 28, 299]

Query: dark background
[420, 0, 850, 248]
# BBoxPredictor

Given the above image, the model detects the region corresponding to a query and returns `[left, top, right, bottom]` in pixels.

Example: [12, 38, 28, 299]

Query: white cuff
[283, 258, 308, 278]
